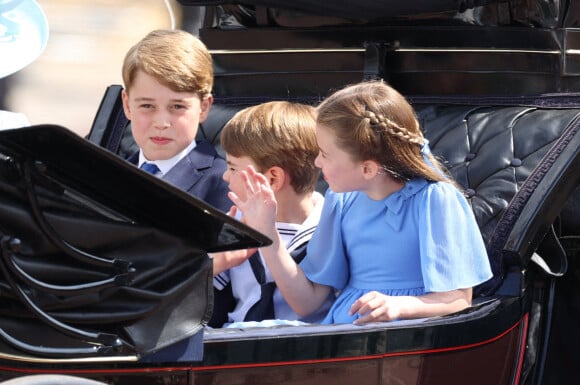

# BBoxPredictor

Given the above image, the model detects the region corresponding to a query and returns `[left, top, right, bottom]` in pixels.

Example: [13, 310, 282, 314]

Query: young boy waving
[211, 101, 334, 326]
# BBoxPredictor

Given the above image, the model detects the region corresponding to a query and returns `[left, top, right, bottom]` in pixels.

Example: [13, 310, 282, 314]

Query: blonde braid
[362, 110, 424, 146]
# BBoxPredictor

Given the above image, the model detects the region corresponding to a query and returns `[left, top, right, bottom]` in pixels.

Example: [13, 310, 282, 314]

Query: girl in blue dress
[229, 80, 493, 325]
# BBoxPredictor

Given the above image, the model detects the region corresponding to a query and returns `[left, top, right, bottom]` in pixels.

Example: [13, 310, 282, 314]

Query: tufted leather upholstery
[416, 105, 580, 244]
[414, 105, 580, 294]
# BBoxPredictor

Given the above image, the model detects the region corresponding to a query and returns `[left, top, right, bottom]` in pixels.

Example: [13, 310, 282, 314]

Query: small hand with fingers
[228, 165, 278, 240]
[350, 291, 404, 325]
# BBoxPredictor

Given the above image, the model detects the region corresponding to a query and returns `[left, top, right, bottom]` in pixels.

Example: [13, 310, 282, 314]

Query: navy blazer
[128, 140, 232, 213]
[129, 140, 236, 331]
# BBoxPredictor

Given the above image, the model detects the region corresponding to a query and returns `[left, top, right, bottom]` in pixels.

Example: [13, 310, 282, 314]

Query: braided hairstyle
[316, 80, 449, 183]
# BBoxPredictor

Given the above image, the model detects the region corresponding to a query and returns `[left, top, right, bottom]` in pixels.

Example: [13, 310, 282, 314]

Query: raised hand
[227, 165, 278, 240]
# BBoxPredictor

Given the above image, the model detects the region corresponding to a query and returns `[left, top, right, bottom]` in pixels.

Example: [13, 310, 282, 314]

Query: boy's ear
[121, 89, 132, 120]
[264, 166, 286, 192]
[199, 95, 214, 123]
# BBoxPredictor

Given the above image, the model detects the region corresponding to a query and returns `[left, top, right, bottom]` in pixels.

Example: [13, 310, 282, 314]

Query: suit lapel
[163, 141, 214, 192]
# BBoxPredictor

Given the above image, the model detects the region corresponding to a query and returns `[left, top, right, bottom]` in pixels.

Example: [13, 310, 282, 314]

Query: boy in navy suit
[120, 29, 230, 212]
[121, 29, 232, 362]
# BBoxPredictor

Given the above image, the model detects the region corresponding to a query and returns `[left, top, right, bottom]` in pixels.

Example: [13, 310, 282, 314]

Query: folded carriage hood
[0, 125, 272, 357]
[0, 124, 271, 253]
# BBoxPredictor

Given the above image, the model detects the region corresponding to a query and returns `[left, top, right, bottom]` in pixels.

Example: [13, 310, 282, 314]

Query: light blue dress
[300, 178, 493, 324]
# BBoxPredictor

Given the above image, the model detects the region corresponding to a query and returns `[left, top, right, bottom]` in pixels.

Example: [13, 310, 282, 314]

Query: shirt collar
[138, 140, 197, 176]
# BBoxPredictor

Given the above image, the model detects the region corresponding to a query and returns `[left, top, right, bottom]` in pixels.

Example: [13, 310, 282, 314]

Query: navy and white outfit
[213, 191, 333, 324]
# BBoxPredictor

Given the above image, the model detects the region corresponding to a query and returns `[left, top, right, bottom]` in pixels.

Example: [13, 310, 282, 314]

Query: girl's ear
[264, 166, 286, 192]
[362, 160, 382, 180]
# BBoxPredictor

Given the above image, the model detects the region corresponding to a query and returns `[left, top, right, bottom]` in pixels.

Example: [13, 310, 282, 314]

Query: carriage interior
[0, 2, 579, 379]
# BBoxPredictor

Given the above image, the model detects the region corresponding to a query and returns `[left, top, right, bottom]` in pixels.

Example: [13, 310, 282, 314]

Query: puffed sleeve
[419, 182, 493, 292]
[300, 190, 350, 290]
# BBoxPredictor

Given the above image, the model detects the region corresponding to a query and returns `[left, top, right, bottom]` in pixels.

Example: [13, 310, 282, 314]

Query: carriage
[0, 1, 579, 384]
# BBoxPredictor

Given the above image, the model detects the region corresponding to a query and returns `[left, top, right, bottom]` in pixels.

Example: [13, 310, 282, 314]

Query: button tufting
[465, 188, 476, 198]
[465, 153, 476, 161]
[510, 158, 522, 167]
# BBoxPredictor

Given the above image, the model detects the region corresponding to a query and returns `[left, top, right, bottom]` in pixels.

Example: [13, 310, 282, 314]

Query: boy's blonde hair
[122, 29, 213, 97]
[221, 101, 320, 195]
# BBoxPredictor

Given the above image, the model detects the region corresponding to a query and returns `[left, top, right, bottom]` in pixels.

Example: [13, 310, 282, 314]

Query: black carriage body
[1, 1, 580, 385]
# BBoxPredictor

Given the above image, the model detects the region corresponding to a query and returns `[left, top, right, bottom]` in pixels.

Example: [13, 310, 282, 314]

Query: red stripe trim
[510, 312, 529, 385]
[0, 316, 527, 375]
[198, 315, 526, 371]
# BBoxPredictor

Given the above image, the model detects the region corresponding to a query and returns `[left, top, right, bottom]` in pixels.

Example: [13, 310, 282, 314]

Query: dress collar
[383, 178, 429, 231]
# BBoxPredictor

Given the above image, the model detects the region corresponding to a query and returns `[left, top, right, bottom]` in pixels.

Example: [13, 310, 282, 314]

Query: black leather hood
[0, 125, 270, 253]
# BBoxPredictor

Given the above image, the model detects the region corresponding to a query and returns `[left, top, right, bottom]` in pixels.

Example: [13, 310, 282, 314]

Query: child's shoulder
[415, 179, 471, 213]
[422, 179, 463, 199]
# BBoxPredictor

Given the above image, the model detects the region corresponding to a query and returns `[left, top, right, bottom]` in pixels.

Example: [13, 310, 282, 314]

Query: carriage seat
[88, 85, 580, 298]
